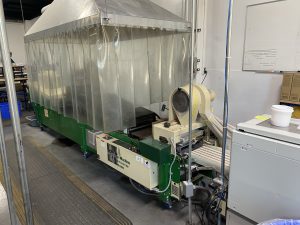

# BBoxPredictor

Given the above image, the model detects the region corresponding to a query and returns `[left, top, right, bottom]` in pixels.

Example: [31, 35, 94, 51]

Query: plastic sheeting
[24, 0, 190, 41]
[26, 25, 190, 132]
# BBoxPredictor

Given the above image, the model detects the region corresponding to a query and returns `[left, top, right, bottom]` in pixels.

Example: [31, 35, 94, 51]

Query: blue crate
[259, 220, 300, 225]
[0, 101, 21, 120]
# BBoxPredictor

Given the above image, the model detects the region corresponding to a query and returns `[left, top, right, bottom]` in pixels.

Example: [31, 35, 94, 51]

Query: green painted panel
[32, 103, 94, 153]
[32, 103, 181, 203]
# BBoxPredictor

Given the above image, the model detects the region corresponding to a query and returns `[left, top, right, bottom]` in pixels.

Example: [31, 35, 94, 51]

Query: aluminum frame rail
[0, 1, 33, 225]
[0, 112, 17, 225]
[218, 0, 234, 224]
[187, 0, 196, 224]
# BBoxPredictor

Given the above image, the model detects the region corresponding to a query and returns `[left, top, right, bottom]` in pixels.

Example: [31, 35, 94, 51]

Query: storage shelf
[280, 100, 300, 106]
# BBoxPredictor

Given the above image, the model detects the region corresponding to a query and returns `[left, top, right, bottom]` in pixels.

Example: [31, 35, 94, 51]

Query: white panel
[226, 210, 255, 225]
[5, 22, 26, 65]
[243, 0, 300, 71]
[96, 134, 158, 189]
[203, 0, 283, 125]
[228, 130, 300, 223]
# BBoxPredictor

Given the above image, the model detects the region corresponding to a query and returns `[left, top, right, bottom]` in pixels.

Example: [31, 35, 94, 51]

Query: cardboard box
[290, 73, 300, 102]
[292, 106, 300, 119]
[280, 73, 293, 101]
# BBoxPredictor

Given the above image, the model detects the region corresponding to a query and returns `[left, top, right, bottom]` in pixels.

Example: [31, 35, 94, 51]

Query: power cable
[153, 138, 177, 193]
[19, 0, 26, 32]
[129, 178, 159, 196]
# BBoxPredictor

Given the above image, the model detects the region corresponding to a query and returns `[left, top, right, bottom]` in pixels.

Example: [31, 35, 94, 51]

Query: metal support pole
[0, 1, 33, 225]
[188, 0, 196, 224]
[218, 0, 234, 224]
[0, 114, 17, 225]
[184, 0, 190, 22]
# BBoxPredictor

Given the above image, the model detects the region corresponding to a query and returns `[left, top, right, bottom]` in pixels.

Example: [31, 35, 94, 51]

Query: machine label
[107, 143, 130, 170]
[96, 135, 159, 189]
[107, 143, 118, 165]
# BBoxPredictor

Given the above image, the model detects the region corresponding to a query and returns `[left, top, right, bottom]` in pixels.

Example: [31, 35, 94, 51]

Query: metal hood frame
[25, 0, 191, 41]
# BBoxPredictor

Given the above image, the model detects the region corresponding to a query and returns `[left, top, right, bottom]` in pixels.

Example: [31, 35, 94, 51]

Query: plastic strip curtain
[26, 25, 191, 132]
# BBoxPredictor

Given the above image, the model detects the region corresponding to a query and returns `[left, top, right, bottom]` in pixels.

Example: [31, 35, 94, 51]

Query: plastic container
[0, 101, 22, 120]
[271, 105, 294, 127]
[259, 219, 300, 225]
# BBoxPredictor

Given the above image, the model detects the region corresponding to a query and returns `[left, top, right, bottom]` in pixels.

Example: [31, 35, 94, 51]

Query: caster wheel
[162, 201, 172, 209]
[40, 126, 44, 131]
[83, 152, 92, 159]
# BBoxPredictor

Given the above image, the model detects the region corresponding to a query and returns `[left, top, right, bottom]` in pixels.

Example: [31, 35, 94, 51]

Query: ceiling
[3, 0, 53, 20]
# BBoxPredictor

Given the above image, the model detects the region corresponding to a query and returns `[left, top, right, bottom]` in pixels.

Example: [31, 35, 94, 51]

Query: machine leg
[40, 125, 45, 131]
[162, 199, 172, 209]
[83, 151, 92, 159]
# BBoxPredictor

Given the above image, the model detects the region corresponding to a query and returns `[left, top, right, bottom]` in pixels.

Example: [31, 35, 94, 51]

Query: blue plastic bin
[0, 101, 21, 120]
[259, 220, 300, 225]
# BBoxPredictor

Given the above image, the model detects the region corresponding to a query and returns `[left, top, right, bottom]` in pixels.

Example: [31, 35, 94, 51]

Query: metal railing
[0, 1, 33, 225]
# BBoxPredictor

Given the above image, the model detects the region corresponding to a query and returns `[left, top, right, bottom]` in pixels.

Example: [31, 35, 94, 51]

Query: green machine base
[33, 103, 94, 154]
[32, 103, 180, 205]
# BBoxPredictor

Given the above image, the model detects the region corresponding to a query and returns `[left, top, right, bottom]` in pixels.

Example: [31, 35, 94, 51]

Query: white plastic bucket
[271, 105, 294, 127]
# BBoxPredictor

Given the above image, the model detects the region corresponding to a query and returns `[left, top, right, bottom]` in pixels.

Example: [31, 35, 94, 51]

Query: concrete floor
[1, 122, 203, 225]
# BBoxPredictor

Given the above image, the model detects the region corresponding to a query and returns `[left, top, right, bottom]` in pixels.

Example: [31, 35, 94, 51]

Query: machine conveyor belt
[0, 137, 132, 225]
[192, 144, 231, 176]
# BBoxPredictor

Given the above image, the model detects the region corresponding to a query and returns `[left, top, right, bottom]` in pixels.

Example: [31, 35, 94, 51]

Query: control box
[96, 133, 158, 189]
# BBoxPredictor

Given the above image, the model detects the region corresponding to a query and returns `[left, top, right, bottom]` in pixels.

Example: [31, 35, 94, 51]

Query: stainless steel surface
[0, 1, 33, 225]
[0, 111, 17, 225]
[25, 0, 191, 41]
[259, 119, 300, 135]
[187, 0, 196, 224]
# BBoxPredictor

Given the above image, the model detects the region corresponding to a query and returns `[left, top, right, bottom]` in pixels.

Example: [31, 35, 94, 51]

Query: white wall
[203, 0, 283, 124]
[5, 21, 26, 65]
[151, 0, 186, 17]
[154, 0, 284, 125]
[1, 18, 38, 65]
[24, 17, 39, 32]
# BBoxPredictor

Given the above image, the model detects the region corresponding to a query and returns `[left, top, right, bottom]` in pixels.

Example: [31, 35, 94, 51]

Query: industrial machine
[25, 0, 232, 222]
[227, 116, 300, 225]
[95, 84, 231, 208]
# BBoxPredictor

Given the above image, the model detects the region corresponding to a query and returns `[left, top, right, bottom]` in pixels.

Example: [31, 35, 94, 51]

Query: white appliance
[227, 116, 300, 224]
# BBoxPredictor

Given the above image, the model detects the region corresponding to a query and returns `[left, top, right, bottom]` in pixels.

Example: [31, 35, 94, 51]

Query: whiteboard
[243, 0, 300, 72]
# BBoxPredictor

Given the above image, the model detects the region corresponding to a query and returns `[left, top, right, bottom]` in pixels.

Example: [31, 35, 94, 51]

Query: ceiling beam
[3, 0, 53, 20]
